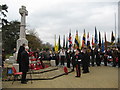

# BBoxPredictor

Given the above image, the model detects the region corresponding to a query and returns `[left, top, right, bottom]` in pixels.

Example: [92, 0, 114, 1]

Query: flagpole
[115, 12, 117, 47]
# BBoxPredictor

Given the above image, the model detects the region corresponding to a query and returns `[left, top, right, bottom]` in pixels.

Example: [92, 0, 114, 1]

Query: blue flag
[95, 27, 98, 45]
[101, 38, 104, 53]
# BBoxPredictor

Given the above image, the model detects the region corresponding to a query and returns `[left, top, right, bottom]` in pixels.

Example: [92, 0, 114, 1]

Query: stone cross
[19, 6, 28, 38]
[17, 6, 28, 51]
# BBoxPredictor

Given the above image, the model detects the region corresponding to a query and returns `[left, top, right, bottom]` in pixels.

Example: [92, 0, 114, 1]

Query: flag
[66, 36, 68, 50]
[74, 30, 79, 49]
[63, 35, 65, 49]
[82, 29, 86, 48]
[87, 32, 90, 48]
[99, 31, 101, 48]
[95, 27, 98, 45]
[58, 35, 61, 50]
[68, 30, 72, 48]
[111, 31, 115, 44]
[101, 38, 104, 53]
[54, 35, 58, 52]
[91, 35, 94, 47]
[105, 32, 107, 51]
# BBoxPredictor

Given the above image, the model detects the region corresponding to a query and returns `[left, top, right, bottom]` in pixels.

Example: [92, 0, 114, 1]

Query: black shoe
[21, 81, 27, 84]
[83, 72, 87, 74]
[71, 69, 74, 72]
[112, 65, 116, 67]
[75, 76, 80, 77]
[25, 80, 28, 82]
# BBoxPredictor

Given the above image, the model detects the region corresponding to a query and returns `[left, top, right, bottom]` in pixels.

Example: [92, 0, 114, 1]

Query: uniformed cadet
[74, 50, 81, 77]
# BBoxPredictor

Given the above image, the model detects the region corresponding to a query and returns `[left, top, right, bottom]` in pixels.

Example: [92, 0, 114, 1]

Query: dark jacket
[81, 52, 89, 66]
[17, 46, 25, 63]
[21, 50, 29, 72]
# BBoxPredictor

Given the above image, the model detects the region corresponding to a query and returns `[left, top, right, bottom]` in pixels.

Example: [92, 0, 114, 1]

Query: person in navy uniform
[74, 49, 81, 77]
[21, 46, 29, 84]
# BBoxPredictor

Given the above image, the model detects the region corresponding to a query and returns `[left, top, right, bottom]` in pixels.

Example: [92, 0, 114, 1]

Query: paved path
[2, 65, 118, 88]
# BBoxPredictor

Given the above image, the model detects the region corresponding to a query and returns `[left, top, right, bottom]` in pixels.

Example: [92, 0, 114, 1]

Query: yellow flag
[54, 35, 58, 51]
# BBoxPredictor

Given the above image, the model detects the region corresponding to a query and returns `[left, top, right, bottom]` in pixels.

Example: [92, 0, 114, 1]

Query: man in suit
[21, 46, 29, 84]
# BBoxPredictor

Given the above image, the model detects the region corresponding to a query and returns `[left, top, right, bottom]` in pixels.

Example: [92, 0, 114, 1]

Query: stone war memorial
[1, 1, 119, 89]
[4, 6, 28, 71]
[17, 6, 28, 51]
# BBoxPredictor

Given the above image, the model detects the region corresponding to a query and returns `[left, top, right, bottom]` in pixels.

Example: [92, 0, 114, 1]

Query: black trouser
[67, 59, 70, 68]
[104, 57, 107, 66]
[61, 56, 65, 65]
[2, 60, 4, 67]
[72, 59, 75, 71]
[91, 57, 95, 66]
[113, 57, 117, 67]
[19, 63, 21, 72]
[118, 57, 120, 67]
[96, 58, 101, 66]
[21, 72, 27, 82]
[83, 64, 89, 73]
[55, 57, 59, 66]
[76, 64, 81, 77]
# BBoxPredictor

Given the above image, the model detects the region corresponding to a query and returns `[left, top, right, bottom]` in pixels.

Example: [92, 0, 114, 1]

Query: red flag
[92, 36, 94, 47]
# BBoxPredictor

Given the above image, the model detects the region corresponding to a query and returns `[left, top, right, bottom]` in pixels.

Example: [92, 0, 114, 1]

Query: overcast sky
[1, 0, 119, 46]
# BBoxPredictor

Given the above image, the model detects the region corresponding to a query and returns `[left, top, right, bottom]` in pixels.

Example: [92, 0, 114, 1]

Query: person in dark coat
[17, 44, 25, 72]
[95, 49, 101, 66]
[59, 49, 66, 66]
[53, 51, 59, 66]
[21, 46, 29, 84]
[66, 49, 72, 68]
[112, 48, 118, 67]
[71, 50, 75, 71]
[81, 48, 90, 73]
[118, 47, 120, 68]
[91, 48, 95, 66]
[104, 50, 108, 66]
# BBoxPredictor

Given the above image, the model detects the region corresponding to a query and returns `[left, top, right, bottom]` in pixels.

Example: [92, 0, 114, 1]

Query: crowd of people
[27, 46, 120, 77]
[2, 43, 120, 84]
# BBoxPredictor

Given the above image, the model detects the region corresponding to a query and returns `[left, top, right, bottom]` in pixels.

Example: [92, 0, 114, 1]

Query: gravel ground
[2, 65, 118, 88]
